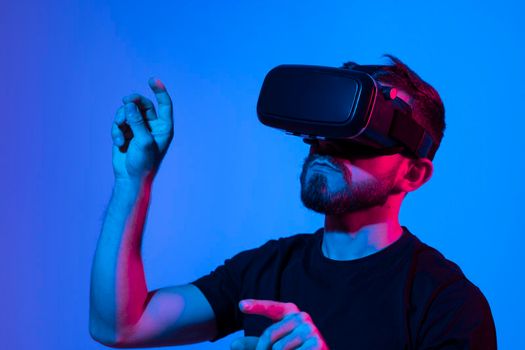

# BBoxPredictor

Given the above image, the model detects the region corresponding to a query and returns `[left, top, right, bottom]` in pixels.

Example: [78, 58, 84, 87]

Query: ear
[399, 157, 434, 193]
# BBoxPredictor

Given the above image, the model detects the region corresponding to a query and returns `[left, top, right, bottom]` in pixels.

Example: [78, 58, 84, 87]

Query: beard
[299, 154, 398, 215]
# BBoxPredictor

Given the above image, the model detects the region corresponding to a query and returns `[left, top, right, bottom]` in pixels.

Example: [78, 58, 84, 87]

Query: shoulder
[407, 238, 497, 348]
[407, 235, 489, 321]
[222, 232, 315, 270]
[272, 232, 315, 252]
[245, 231, 315, 254]
[416, 276, 497, 349]
[410, 239, 469, 297]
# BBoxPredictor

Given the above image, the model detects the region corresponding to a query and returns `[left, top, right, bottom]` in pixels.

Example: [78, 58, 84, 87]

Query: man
[89, 56, 497, 349]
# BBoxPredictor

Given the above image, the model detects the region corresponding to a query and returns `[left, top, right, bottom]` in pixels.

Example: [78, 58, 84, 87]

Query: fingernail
[149, 77, 165, 89]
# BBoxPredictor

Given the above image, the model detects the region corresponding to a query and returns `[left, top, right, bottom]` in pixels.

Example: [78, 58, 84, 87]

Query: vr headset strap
[389, 110, 438, 160]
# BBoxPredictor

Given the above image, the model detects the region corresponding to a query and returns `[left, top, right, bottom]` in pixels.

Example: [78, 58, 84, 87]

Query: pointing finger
[122, 93, 157, 121]
[239, 299, 300, 321]
[148, 77, 173, 125]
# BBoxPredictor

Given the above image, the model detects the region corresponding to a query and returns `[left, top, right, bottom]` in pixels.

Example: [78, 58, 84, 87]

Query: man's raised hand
[111, 78, 174, 182]
[231, 299, 329, 350]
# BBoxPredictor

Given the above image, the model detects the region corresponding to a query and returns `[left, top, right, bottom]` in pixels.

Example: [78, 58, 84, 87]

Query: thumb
[230, 336, 259, 350]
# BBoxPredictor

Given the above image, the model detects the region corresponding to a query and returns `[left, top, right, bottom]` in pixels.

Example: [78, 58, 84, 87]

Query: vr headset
[256, 64, 438, 160]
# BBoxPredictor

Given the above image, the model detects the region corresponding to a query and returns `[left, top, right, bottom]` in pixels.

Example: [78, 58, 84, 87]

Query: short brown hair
[341, 55, 446, 159]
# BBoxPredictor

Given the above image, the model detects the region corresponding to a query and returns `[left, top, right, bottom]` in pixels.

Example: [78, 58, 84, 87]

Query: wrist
[112, 173, 154, 206]
[114, 172, 154, 190]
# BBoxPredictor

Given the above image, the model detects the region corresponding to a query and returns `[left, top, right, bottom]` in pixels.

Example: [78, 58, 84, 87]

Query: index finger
[239, 299, 300, 321]
[148, 77, 173, 124]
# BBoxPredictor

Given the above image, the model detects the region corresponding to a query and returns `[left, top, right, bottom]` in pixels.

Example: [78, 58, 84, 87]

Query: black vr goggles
[256, 64, 438, 160]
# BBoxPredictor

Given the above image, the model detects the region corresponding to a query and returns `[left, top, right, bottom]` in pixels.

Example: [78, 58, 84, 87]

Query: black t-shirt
[191, 226, 497, 349]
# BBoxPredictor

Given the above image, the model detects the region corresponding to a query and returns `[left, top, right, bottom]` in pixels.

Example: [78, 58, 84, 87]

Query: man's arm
[89, 79, 218, 347]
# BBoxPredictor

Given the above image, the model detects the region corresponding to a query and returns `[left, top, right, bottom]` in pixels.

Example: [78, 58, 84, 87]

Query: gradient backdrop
[1, 0, 523, 349]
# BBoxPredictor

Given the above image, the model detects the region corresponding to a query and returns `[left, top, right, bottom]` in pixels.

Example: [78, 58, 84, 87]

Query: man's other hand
[231, 299, 329, 350]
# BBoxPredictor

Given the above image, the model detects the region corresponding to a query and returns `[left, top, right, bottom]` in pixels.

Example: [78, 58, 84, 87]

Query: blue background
[1, 0, 523, 348]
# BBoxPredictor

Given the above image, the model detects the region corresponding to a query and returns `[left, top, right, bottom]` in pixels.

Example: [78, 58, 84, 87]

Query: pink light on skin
[305, 139, 433, 260]
[151, 78, 166, 90]
[114, 175, 154, 339]
[238, 299, 330, 349]
[113, 175, 188, 344]
[121, 290, 186, 343]
[321, 152, 407, 258]
[239, 299, 300, 321]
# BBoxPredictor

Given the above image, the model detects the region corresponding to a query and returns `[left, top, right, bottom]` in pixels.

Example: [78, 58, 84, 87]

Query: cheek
[348, 156, 403, 181]
[345, 165, 377, 182]
[373, 162, 396, 173]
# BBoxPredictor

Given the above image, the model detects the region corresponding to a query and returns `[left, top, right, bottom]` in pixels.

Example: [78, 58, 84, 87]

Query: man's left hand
[231, 299, 329, 350]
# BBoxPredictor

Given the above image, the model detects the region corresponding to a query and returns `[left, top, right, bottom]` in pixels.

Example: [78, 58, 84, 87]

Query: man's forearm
[89, 175, 153, 345]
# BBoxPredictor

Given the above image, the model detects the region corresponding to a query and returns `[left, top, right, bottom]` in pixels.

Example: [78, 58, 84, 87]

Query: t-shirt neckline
[312, 226, 414, 269]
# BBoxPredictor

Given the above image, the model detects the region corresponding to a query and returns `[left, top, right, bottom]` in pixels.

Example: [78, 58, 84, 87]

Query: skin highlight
[300, 140, 433, 261]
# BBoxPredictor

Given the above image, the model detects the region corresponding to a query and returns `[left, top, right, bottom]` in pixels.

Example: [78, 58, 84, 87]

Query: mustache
[302, 153, 353, 182]
[304, 153, 344, 169]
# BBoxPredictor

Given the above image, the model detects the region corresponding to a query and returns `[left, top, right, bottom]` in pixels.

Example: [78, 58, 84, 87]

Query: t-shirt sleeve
[417, 278, 497, 349]
[189, 242, 274, 342]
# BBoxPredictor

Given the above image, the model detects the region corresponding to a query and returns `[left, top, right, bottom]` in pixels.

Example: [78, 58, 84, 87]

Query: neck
[322, 196, 403, 261]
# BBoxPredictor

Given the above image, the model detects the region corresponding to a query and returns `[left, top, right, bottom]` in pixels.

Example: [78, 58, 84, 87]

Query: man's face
[299, 140, 406, 215]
